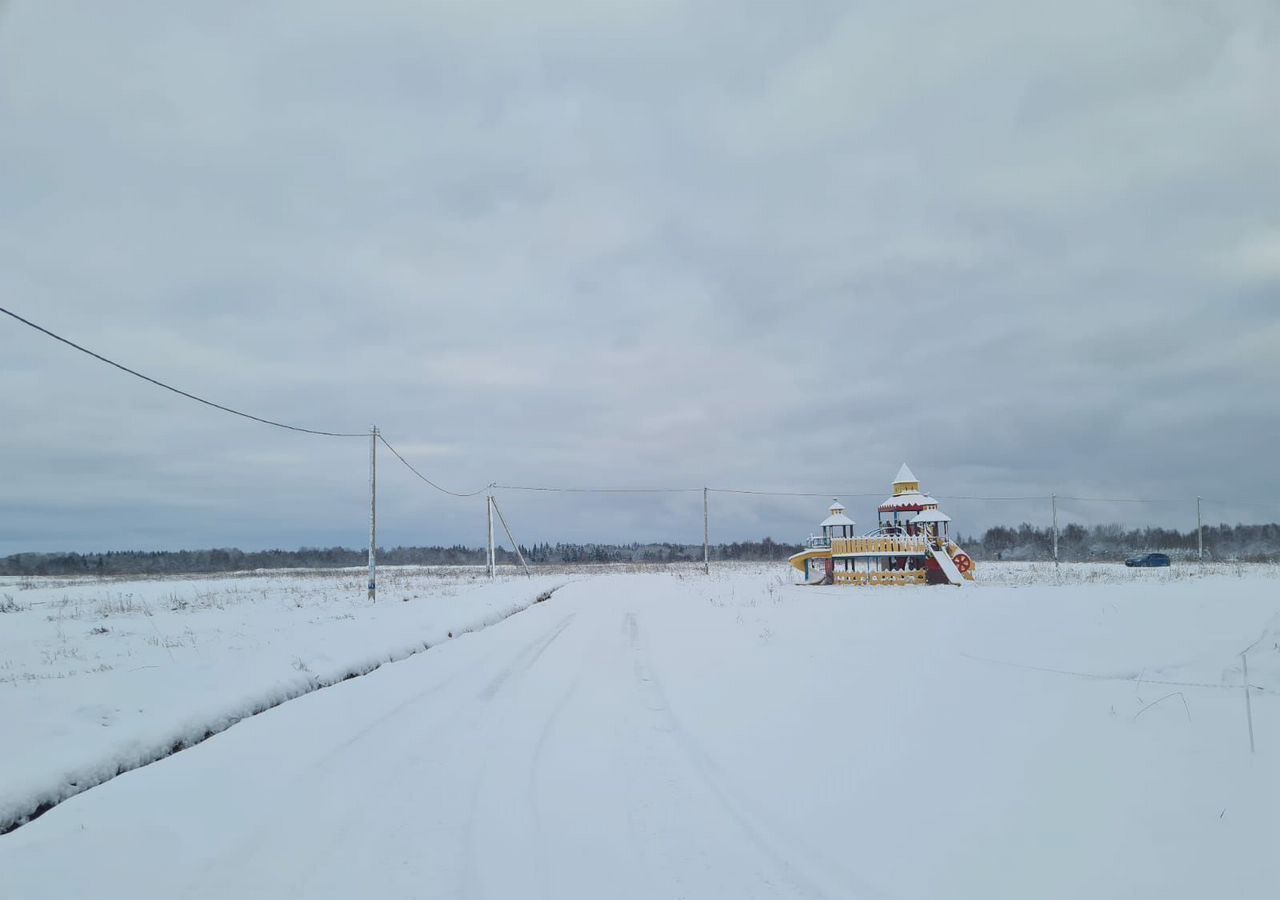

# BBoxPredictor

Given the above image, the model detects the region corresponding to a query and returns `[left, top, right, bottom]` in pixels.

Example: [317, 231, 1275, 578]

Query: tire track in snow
[202, 607, 580, 896]
[526, 627, 590, 900]
[479, 613, 576, 701]
[461, 611, 579, 900]
[624, 611, 897, 900]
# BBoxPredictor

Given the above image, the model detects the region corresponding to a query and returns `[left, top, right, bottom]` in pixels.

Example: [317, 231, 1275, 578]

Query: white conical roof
[893, 463, 917, 485]
[828, 499, 845, 513]
[821, 499, 854, 528]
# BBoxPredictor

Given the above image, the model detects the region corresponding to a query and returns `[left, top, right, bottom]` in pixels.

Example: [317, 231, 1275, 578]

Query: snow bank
[0, 566, 563, 832]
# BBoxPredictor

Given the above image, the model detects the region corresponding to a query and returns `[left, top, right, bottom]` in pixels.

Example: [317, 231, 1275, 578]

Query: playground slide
[928, 546, 964, 586]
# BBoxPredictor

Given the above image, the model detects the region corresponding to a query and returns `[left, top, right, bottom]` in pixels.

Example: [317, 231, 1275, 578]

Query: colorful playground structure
[788, 465, 976, 586]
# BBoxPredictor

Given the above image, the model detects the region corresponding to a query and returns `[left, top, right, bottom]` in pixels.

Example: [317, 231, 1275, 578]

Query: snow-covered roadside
[0, 566, 564, 832]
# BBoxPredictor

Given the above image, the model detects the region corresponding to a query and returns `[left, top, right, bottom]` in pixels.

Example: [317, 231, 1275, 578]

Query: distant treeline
[0, 538, 800, 577]
[6, 525, 1278, 576]
[959, 522, 1280, 562]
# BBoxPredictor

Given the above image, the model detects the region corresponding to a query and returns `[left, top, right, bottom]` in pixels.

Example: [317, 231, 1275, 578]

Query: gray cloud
[2, 0, 1278, 553]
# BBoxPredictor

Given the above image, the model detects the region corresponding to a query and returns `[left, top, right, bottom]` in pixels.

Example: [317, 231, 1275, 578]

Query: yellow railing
[833, 570, 927, 586]
[830, 537, 929, 556]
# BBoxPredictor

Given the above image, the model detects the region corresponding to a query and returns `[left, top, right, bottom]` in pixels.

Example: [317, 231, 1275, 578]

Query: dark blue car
[1125, 552, 1171, 567]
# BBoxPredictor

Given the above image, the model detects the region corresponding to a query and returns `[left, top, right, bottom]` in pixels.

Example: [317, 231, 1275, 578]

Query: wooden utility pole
[1051, 493, 1059, 576]
[368, 426, 377, 601]
[1197, 496, 1203, 561]
[486, 495, 495, 578]
[703, 487, 710, 575]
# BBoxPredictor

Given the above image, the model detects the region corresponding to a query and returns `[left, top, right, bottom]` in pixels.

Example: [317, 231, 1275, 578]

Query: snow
[878, 490, 938, 509]
[0, 566, 565, 832]
[2, 562, 1278, 899]
[911, 508, 951, 523]
[893, 462, 918, 485]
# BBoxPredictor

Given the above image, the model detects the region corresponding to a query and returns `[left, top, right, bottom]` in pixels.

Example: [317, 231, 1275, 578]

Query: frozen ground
[0, 566, 565, 832]
[2, 562, 1278, 899]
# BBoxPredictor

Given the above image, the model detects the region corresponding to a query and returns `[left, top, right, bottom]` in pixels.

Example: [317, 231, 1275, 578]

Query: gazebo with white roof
[911, 508, 952, 544]
[819, 500, 856, 544]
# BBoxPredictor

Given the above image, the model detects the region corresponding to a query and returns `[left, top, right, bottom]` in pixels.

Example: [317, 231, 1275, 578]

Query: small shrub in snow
[40, 646, 83, 664]
[93, 594, 153, 618]
[0, 594, 26, 613]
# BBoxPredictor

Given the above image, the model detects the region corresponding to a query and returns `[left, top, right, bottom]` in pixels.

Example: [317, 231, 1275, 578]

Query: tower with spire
[877, 463, 939, 530]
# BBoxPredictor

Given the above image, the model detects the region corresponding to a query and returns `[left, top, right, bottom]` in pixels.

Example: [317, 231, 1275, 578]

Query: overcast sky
[2, 0, 1278, 555]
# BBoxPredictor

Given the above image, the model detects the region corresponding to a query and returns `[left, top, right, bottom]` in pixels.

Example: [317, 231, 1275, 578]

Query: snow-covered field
[2, 562, 1278, 899]
[0, 566, 565, 832]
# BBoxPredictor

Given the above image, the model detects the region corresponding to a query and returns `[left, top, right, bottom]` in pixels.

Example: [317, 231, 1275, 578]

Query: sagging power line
[493, 484, 701, 494]
[1, 305, 367, 438]
[378, 433, 493, 498]
[707, 488, 884, 498]
[0, 306, 506, 602]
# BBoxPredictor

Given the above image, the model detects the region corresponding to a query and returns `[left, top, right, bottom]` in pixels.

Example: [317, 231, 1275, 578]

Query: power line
[709, 488, 883, 498]
[1055, 495, 1176, 504]
[934, 495, 1047, 502]
[711, 488, 1050, 502]
[487, 485, 1164, 503]
[493, 484, 701, 494]
[0, 305, 366, 438]
[378, 433, 493, 498]
[1200, 497, 1280, 513]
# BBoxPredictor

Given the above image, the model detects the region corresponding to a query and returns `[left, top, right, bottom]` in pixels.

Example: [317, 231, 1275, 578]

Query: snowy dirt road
[2, 568, 1278, 899]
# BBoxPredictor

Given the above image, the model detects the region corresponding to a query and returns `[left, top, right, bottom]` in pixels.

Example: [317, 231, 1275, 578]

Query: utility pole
[368, 425, 377, 601]
[1051, 493, 1059, 575]
[486, 494, 495, 578]
[703, 487, 710, 575]
[1197, 496, 1203, 561]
